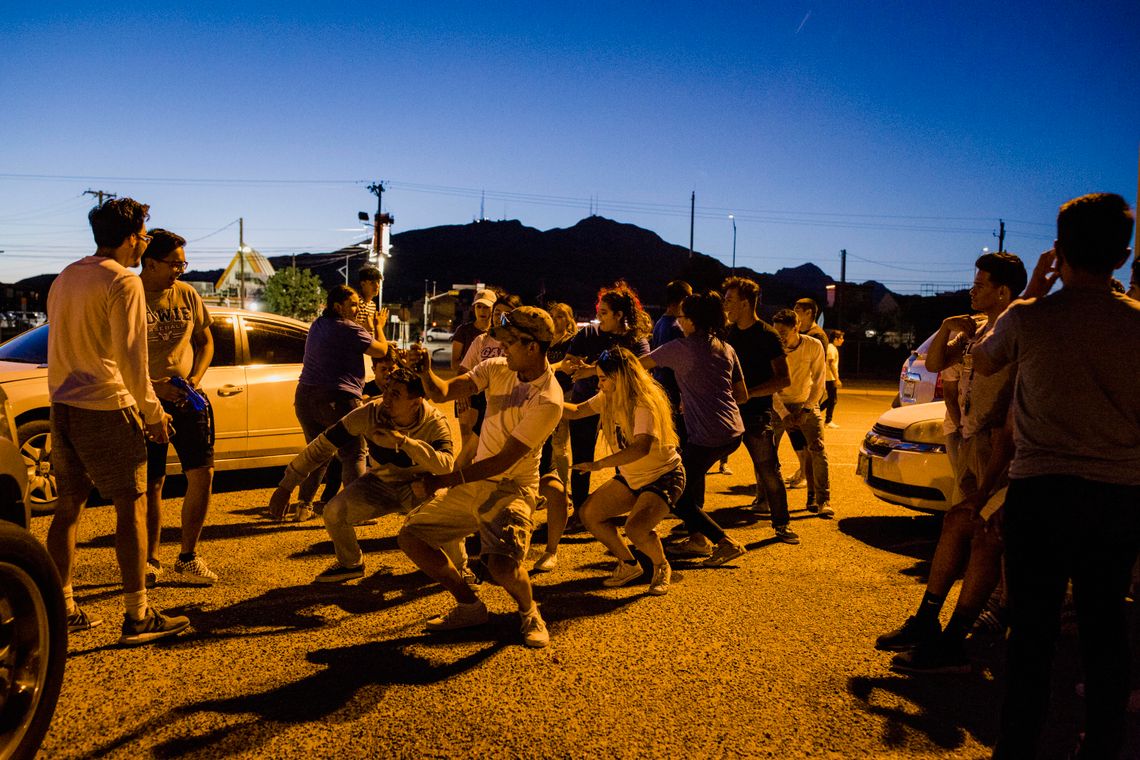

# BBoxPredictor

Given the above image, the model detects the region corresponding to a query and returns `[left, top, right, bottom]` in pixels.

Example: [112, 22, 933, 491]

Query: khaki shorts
[401, 478, 536, 562]
[51, 403, 147, 501]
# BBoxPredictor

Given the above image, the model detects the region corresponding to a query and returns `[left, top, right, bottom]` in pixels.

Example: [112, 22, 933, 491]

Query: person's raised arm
[926, 317, 974, 373]
[406, 344, 477, 403]
[363, 307, 390, 357]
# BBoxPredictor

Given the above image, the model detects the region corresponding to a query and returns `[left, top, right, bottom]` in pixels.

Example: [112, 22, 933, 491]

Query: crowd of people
[45, 192, 1139, 758]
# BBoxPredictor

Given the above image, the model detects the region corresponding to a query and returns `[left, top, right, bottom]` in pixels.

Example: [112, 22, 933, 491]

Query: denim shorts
[613, 464, 686, 509]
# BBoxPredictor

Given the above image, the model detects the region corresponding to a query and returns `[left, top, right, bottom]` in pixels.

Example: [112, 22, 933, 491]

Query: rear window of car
[0, 324, 48, 364]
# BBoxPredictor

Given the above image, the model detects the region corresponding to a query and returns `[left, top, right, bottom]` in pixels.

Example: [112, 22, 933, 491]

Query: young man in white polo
[398, 306, 563, 648]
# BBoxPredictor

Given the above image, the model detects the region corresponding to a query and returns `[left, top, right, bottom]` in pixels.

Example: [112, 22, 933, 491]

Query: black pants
[568, 415, 600, 508]
[821, 380, 838, 424]
[672, 437, 742, 545]
[994, 475, 1140, 760]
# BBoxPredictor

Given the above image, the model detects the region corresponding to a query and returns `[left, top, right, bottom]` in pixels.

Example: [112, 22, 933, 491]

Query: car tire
[15, 422, 56, 515]
[0, 521, 67, 760]
[890, 393, 901, 408]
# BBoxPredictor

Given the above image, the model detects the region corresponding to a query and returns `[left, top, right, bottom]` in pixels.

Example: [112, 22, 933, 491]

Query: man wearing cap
[399, 306, 563, 648]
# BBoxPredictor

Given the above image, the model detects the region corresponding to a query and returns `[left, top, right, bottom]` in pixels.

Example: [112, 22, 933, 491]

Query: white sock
[124, 590, 148, 621]
[62, 584, 76, 614]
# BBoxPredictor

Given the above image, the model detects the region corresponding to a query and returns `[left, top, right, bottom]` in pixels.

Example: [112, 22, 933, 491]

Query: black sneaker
[774, 526, 801, 545]
[313, 562, 365, 584]
[119, 608, 190, 646]
[875, 615, 941, 651]
[890, 640, 970, 674]
[67, 606, 104, 633]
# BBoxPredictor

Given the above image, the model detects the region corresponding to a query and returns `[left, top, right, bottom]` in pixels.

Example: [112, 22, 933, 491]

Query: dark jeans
[673, 436, 741, 544]
[294, 385, 366, 504]
[741, 414, 791, 528]
[994, 475, 1140, 760]
[821, 380, 838, 424]
[568, 415, 600, 508]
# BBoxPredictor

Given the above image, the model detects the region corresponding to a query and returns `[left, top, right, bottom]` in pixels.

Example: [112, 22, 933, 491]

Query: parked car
[857, 400, 955, 513]
[0, 386, 67, 758]
[895, 330, 944, 407]
[0, 308, 310, 513]
[424, 327, 454, 342]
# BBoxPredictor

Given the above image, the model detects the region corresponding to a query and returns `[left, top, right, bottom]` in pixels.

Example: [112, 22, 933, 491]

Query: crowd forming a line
[46, 193, 1140, 759]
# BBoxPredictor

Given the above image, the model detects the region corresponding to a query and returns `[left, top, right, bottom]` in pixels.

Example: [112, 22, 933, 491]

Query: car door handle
[217, 385, 245, 397]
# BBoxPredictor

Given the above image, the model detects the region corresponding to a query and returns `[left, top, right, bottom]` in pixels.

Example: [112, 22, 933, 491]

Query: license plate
[902, 378, 916, 400]
[856, 452, 871, 479]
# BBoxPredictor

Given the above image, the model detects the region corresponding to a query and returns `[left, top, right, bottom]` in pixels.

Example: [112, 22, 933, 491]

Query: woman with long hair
[284, 285, 390, 521]
[642, 290, 749, 566]
[532, 301, 578, 572]
[563, 281, 653, 516]
[562, 347, 683, 594]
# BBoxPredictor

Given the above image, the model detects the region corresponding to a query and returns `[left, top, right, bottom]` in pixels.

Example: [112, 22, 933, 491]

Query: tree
[263, 267, 324, 321]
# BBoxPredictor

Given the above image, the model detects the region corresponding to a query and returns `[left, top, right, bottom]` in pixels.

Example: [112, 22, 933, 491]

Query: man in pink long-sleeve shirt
[46, 198, 190, 646]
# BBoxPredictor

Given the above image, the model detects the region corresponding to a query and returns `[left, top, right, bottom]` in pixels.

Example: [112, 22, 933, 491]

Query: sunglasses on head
[499, 312, 536, 343]
[597, 348, 624, 373]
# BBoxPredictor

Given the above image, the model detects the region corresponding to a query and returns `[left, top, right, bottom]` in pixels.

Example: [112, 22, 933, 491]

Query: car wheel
[890, 393, 901, 408]
[15, 422, 56, 515]
[0, 522, 66, 760]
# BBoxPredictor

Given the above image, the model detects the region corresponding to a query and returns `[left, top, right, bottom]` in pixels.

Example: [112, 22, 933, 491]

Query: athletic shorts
[51, 403, 146, 501]
[401, 478, 536, 562]
[613, 464, 686, 509]
[146, 396, 215, 481]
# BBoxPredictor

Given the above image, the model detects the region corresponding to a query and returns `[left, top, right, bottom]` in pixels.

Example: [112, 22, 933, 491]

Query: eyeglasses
[136, 232, 153, 244]
[159, 259, 188, 271]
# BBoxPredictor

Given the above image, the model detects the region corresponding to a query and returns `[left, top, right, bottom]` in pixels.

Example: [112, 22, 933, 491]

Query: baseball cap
[473, 290, 497, 309]
[490, 306, 555, 344]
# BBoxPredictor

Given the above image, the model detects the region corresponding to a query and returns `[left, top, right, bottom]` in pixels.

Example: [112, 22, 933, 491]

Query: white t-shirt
[776, 333, 826, 406]
[582, 394, 682, 489]
[460, 332, 506, 371]
[469, 357, 563, 489]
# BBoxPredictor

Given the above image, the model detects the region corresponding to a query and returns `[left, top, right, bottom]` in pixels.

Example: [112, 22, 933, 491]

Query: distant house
[215, 246, 275, 302]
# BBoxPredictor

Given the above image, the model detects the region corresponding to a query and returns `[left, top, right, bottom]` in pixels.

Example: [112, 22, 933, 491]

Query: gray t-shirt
[972, 286, 1140, 485]
[648, 335, 745, 447]
[953, 321, 1015, 440]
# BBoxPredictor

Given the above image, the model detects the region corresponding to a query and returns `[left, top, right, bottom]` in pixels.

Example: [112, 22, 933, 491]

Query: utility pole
[688, 191, 695, 257]
[367, 181, 387, 311]
[238, 218, 245, 310]
[83, 189, 117, 206]
[839, 249, 847, 330]
[995, 219, 1006, 252]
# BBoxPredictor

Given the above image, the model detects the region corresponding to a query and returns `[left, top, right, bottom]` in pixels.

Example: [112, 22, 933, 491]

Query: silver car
[0, 308, 310, 513]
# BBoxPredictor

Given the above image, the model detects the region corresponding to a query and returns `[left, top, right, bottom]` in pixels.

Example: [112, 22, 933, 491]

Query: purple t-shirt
[648, 335, 745, 447]
[298, 315, 374, 395]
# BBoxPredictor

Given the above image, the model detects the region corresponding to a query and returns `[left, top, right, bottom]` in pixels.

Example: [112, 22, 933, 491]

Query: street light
[729, 214, 737, 275]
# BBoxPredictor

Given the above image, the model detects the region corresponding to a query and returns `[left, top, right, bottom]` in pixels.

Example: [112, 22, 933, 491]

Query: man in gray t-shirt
[972, 193, 1140, 759]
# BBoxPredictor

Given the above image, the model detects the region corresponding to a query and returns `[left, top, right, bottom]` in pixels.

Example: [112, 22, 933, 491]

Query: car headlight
[0, 389, 15, 444]
[903, 418, 945, 445]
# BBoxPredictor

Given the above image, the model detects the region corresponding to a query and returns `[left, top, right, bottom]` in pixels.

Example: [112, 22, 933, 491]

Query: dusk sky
[3, 1, 1137, 293]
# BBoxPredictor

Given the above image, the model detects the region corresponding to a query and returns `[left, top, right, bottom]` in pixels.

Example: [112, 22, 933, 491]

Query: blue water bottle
[169, 377, 208, 412]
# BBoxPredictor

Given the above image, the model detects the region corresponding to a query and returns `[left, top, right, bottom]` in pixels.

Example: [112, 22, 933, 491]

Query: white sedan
[0, 309, 310, 513]
[857, 401, 955, 513]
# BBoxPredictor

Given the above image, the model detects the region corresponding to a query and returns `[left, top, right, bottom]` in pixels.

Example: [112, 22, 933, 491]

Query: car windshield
[0, 324, 48, 364]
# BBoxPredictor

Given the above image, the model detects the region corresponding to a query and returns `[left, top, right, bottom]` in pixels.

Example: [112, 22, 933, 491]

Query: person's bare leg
[580, 480, 637, 562]
[397, 531, 478, 603]
[623, 494, 670, 567]
[926, 507, 977, 597]
[145, 479, 164, 564]
[46, 494, 86, 589]
[540, 475, 569, 555]
[114, 492, 148, 593]
[486, 554, 534, 612]
[180, 466, 214, 555]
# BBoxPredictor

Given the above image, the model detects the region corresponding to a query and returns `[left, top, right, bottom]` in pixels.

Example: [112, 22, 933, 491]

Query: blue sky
[2, 1, 1137, 292]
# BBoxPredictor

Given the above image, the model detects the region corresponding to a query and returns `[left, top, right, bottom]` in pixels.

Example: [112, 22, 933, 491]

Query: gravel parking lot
[31, 387, 1139, 759]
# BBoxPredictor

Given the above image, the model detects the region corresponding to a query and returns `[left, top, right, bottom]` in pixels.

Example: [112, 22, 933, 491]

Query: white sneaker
[785, 471, 806, 488]
[519, 605, 550, 648]
[292, 502, 315, 522]
[648, 563, 671, 596]
[174, 556, 218, 585]
[532, 551, 558, 573]
[425, 599, 488, 632]
[826, 421, 839, 429]
[603, 560, 644, 587]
